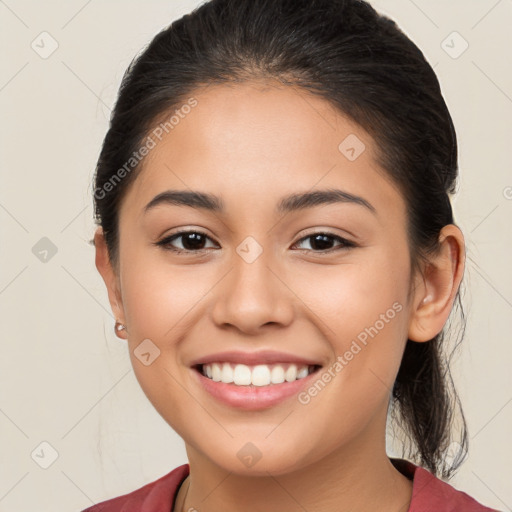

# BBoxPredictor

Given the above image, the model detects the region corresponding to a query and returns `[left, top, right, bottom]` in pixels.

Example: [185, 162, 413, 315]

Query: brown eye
[293, 233, 356, 252]
[155, 230, 217, 253]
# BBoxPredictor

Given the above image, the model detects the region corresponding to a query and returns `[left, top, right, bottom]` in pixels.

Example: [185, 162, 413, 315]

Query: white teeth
[211, 363, 222, 382]
[285, 365, 297, 382]
[251, 365, 271, 387]
[233, 364, 252, 385]
[270, 366, 285, 384]
[200, 362, 315, 386]
[221, 362, 234, 383]
[296, 366, 309, 379]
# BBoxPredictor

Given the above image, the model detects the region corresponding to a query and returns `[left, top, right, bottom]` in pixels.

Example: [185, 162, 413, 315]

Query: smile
[197, 362, 320, 386]
[192, 362, 323, 411]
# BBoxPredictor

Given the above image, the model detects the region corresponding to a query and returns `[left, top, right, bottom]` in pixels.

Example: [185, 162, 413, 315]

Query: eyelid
[154, 229, 217, 252]
[295, 227, 356, 242]
[292, 231, 357, 251]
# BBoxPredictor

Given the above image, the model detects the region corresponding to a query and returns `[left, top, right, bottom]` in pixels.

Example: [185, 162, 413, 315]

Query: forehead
[120, 80, 404, 223]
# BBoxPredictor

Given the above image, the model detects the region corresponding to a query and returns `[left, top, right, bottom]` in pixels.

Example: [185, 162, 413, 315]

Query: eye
[292, 232, 357, 252]
[154, 230, 218, 254]
[154, 230, 357, 255]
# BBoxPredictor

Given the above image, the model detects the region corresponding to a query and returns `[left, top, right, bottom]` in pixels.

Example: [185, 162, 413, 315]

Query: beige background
[0, 0, 511, 510]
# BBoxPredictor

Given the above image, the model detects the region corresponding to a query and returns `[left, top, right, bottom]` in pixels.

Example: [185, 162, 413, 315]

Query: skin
[95, 79, 465, 512]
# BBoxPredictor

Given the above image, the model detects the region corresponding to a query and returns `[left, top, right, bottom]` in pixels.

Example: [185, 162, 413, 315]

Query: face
[98, 80, 424, 476]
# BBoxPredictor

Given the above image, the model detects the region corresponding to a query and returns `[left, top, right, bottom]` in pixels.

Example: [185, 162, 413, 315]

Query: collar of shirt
[81, 458, 501, 512]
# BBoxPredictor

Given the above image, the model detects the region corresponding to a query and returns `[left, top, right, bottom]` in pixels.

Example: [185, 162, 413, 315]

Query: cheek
[288, 245, 410, 339]
[120, 249, 214, 341]
[118, 260, 198, 430]
[290, 246, 410, 396]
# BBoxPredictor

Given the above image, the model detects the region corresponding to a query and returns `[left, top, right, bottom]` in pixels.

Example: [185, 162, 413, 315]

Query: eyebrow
[143, 188, 377, 216]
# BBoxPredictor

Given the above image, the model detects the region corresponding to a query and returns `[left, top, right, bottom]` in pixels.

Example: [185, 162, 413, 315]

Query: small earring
[115, 320, 126, 334]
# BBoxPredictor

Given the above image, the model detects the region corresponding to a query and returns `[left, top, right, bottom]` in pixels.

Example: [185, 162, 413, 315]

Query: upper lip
[190, 350, 323, 367]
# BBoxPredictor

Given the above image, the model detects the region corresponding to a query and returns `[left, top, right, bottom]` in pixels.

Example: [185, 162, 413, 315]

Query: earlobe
[94, 227, 127, 338]
[407, 224, 465, 343]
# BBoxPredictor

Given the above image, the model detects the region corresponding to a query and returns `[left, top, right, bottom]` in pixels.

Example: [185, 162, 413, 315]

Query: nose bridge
[211, 235, 293, 332]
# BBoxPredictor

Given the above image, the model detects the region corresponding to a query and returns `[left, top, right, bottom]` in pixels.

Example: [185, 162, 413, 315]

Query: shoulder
[391, 458, 502, 512]
[79, 464, 190, 512]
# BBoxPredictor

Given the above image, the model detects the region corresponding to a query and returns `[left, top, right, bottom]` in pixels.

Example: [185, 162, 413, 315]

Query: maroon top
[80, 458, 501, 511]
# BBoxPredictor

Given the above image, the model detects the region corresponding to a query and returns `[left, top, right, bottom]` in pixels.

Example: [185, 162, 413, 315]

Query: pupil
[311, 234, 332, 250]
[183, 233, 205, 250]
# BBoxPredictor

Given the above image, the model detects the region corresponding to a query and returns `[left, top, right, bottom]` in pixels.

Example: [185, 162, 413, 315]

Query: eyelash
[154, 230, 357, 255]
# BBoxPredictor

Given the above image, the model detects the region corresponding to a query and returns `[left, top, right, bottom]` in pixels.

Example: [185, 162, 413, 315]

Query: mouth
[192, 362, 322, 387]
[191, 361, 323, 410]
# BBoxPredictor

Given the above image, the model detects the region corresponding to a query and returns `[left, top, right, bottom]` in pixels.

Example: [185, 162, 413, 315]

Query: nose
[211, 249, 294, 335]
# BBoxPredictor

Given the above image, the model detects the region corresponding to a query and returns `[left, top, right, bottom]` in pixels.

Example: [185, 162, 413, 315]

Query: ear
[94, 226, 127, 339]
[408, 224, 465, 342]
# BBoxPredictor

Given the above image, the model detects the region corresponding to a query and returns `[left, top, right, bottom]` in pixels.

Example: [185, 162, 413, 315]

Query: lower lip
[192, 366, 321, 411]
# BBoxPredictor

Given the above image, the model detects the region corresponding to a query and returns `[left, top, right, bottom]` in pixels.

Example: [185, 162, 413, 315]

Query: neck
[178, 410, 413, 512]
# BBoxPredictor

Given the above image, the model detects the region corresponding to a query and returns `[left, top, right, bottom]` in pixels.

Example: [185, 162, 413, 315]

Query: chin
[201, 441, 312, 477]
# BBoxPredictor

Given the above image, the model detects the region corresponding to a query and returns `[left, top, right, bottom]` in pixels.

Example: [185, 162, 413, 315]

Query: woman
[85, 0, 501, 510]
